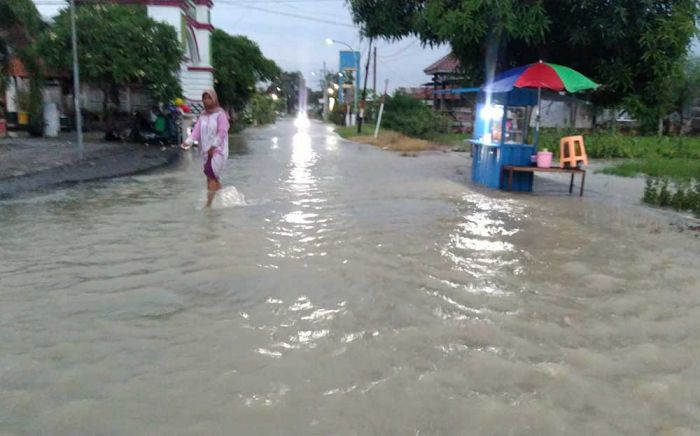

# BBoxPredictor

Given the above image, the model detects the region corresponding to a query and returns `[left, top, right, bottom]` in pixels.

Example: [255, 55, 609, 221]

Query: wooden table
[501, 165, 586, 196]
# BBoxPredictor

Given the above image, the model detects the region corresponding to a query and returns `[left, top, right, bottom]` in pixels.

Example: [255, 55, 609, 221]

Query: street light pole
[322, 61, 328, 119]
[326, 38, 358, 126]
[69, 0, 83, 159]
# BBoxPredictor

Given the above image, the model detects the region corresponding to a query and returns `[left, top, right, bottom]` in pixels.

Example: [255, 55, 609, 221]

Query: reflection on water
[1, 120, 699, 435]
[267, 131, 328, 260]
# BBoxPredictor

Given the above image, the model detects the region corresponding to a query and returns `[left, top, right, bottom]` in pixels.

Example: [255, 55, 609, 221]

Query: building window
[186, 29, 200, 65]
[185, 0, 196, 19]
[180, 14, 186, 49]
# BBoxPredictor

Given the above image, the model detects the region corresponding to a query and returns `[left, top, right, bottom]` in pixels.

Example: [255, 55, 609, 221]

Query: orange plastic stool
[559, 135, 588, 168]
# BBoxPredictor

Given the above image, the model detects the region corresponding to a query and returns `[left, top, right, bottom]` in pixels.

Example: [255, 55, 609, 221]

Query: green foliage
[537, 129, 700, 160]
[38, 4, 182, 108]
[538, 129, 700, 182]
[347, 0, 700, 132]
[643, 177, 700, 217]
[0, 38, 8, 87]
[330, 94, 451, 139]
[0, 0, 44, 35]
[381, 94, 450, 139]
[643, 178, 658, 205]
[600, 159, 700, 182]
[672, 57, 700, 116]
[0, 0, 45, 88]
[658, 178, 672, 207]
[329, 104, 346, 126]
[212, 30, 280, 113]
[434, 132, 470, 150]
[21, 45, 45, 137]
[247, 94, 277, 126]
[272, 71, 303, 114]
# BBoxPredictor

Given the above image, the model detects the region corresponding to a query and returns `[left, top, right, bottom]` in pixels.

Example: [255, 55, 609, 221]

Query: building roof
[423, 54, 460, 75]
[7, 56, 68, 79]
[8, 57, 29, 78]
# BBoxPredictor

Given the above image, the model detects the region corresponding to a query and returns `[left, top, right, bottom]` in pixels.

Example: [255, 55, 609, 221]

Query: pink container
[536, 150, 553, 168]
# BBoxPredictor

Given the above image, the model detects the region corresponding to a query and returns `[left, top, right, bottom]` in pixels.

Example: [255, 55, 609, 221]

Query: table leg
[580, 171, 586, 196]
[569, 173, 574, 194]
[508, 169, 513, 191]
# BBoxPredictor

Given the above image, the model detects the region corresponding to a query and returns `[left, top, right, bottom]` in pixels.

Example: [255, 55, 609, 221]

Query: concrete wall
[534, 98, 594, 129]
[193, 27, 212, 67]
[147, 5, 182, 40]
[195, 4, 209, 26]
[181, 67, 214, 101]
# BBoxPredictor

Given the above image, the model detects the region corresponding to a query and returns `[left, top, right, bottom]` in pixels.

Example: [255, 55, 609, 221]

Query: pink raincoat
[184, 88, 230, 181]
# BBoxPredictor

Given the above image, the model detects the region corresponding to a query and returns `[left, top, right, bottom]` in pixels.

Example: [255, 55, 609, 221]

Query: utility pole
[322, 61, 328, 119]
[357, 38, 373, 134]
[70, 0, 84, 159]
[373, 46, 377, 96]
[374, 79, 389, 138]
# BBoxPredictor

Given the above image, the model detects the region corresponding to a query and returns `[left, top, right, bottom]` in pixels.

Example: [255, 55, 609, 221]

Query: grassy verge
[537, 129, 700, 183]
[643, 178, 700, 217]
[334, 123, 449, 154]
[599, 158, 700, 182]
[434, 132, 470, 150]
[335, 124, 377, 139]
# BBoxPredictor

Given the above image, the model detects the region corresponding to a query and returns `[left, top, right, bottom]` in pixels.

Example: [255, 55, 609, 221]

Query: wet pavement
[0, 133, 180, 199]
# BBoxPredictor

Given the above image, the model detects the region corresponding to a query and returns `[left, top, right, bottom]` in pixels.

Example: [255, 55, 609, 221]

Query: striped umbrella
[483, 61, 599, 143]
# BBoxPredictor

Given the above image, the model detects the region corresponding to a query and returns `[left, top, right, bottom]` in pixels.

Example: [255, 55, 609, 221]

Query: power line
[378, 40, 419, 59]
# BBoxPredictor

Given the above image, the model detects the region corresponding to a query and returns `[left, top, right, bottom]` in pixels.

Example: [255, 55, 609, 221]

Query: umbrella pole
[534, 87, 541, 148]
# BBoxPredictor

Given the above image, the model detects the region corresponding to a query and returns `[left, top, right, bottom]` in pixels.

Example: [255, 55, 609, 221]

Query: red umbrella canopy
[484, 62, 599, 93]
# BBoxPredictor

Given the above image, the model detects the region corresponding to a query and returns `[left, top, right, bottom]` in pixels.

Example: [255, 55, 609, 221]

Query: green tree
[212, 30, 280, 116]
[272, 71, 303, 114]
[1, 0, 45, 82]
[1, 0, 46, 135]
[348, 0, 700, 133]
[672, 56, 700, 131]
[38, 4, 182, 128]
[248, 94, 277, 126]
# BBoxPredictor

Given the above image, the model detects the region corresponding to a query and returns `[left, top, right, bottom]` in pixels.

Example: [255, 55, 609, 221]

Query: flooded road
[1, 120, 699, 435]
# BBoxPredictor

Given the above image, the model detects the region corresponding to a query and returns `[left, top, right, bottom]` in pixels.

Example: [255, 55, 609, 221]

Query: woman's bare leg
[206, 178, 221, 208]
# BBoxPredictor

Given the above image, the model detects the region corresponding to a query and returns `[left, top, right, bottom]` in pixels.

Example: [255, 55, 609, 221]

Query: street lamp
[326, 37, 359, 126]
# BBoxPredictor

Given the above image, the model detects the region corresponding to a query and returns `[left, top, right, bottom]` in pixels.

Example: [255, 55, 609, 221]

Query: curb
[0, 146, 182, 200]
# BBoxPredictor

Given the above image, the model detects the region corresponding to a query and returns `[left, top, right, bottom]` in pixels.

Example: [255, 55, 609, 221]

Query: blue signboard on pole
[338, 50, 360, 104]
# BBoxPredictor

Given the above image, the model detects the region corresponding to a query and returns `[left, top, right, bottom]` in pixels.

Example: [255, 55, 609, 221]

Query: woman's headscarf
[202, 88, 222, 114]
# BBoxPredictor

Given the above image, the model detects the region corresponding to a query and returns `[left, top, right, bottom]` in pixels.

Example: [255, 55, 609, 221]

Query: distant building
[395, 87, 432, 102]
[423, 54, 465, 111]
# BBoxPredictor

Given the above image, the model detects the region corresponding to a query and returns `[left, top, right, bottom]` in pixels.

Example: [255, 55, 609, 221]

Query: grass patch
[537, 129, 700, 159]
[538, 129, 700, 183]
[600, 158, 700, 182]
[335, 123, 447, 153]
[434, 132, 470, 150]
[335, 123, 377, 139]
[643, 177, 700, 217]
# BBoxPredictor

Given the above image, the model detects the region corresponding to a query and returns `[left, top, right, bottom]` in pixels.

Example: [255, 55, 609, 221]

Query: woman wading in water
[180, 89, 230, 208]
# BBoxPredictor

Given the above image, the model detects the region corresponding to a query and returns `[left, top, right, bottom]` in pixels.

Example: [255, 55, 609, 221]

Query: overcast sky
[31, 0, 700, 92]
[33, 0, 452, 92]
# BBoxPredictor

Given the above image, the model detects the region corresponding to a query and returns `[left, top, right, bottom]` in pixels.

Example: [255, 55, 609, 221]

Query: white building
[129, 0, 215, 106]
